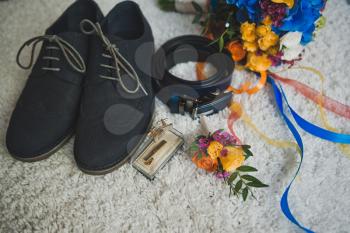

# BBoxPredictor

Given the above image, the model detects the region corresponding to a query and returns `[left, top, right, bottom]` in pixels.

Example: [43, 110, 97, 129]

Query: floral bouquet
[190, 129, 268, 201]
[159, 0, 327, 73]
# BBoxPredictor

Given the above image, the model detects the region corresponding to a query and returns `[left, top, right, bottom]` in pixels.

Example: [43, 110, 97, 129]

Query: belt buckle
[189, 91, 233, 119]
[178, 95, 199, 119]
[191, 106, 199, 119]
[191, 105, 216, 119]
[190, 89, 221, 119]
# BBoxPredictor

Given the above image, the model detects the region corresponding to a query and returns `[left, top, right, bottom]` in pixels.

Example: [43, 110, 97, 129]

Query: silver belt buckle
[191, 107, 215, 119]
[191, 106, 198, 119]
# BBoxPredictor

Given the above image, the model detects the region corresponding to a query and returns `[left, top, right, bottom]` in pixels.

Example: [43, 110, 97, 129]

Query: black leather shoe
[74, 1, 155, 174]
[6, 0, 103, 162]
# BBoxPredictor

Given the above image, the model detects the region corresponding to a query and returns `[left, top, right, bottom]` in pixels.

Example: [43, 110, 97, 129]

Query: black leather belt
[152, 35, 234, 119]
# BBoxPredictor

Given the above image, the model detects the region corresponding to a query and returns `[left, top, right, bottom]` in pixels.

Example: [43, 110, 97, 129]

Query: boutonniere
[190, 129, 268, 201]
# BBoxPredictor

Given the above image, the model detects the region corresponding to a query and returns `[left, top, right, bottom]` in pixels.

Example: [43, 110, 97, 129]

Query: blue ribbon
[269, 76, 350, 233]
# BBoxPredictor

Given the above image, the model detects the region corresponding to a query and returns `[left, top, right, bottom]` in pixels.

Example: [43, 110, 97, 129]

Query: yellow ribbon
[229, 102, 300, 154]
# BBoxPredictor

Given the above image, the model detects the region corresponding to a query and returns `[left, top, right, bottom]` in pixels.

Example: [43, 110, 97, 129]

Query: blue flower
[278, 0, 325, 45]
[226, 0, 261, 22]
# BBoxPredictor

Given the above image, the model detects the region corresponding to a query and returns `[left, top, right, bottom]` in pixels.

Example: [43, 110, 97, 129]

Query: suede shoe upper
[6, 0, 103, 160]
[74, 1, 155, 173]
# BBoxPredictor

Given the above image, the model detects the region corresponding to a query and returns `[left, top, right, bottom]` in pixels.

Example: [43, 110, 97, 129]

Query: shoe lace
[80, 19, 148, 95]
[16, 35, 86, 73]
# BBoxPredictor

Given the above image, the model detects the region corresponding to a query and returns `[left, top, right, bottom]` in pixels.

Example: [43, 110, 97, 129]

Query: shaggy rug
[0, 0, 350, 232]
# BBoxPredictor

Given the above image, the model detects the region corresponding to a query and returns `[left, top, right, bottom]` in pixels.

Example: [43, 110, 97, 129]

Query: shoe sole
[77, 103, 156, 175]
[8, 132, 74, 162]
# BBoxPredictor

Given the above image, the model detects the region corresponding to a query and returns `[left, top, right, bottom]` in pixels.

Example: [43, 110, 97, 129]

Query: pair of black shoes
[6, 0, 155, 174]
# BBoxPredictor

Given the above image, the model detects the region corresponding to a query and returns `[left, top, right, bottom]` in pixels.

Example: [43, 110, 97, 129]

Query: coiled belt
[152, 35, 234, 119]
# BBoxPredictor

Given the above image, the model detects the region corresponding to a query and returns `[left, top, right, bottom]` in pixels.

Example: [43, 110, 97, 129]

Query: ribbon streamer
[227, 104, 243, 145]
[269, 75, 350, 232]
[228, 100, 311, 231]
[271, 75, 350, 144]
[227, 71, 267, 95]
[195, 63, 267, 95]
[319, 104, 350, 158]
[270, 72, 350, 120]
[271, 67, 350, 158]
[196, 62, 210, 81]
[268, 77, 312, 233]
[228, 102, 300, 154]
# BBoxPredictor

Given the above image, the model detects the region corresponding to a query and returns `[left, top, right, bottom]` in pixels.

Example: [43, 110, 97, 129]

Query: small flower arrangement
[190, 129, 268, 201]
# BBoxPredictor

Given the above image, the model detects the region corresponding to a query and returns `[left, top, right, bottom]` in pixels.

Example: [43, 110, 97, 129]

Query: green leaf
[192, 14, 202, 24]
[208, 37, 219, 46]
[247, 181, 269, 188]
[243, 148, 253, 159]
[190, 144, 199, 151]
[232, 186, 237, 196]
[191, 1, 203, 13]
[242, 187, 248, 201]
[241, 145, 251, 150]
[195, 135, 206, 141]
[219, 36, 224, 52]
[241, 175, 262, 183]
[234, 180, 242, 193]
[157, 0, 176, 11]
[236, 165, 258, 172]
[227, 172, 238, 184]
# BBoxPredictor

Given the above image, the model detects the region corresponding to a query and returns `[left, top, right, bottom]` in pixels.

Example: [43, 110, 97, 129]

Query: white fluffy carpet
[1, 0, 350, 232]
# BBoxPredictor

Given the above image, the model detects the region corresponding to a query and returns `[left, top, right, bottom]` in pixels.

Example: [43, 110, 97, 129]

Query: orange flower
[246, 52, 272, 72]
[207, 141, 224, 160]
[220, 146, 245, 172]
[226, 41, 247, 62]
[192, 152, 218, 173]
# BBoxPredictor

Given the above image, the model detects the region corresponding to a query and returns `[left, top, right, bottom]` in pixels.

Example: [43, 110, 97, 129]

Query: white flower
[282, 45, 304, 61]
[280, 32, 303, 48]
[279, 32, 304, 60]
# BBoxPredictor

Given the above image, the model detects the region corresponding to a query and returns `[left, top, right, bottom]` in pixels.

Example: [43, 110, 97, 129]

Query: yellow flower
[207, 141, 223, 160]
[240, 22, 257, 42]
[246, 52, 272, 72]
[220, 146, 245, 172]
[262, 16, 272, 26]
[243, 41, 258, 52]
[256, 25, 271, 37]
[271, 0, 294, 8]
[258, 31, 279, 51]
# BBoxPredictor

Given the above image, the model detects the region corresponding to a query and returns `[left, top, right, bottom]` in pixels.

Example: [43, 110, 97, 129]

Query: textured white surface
[0, 0, 350, 232]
